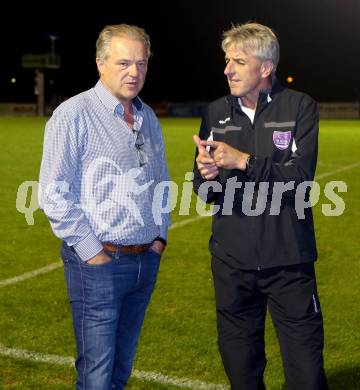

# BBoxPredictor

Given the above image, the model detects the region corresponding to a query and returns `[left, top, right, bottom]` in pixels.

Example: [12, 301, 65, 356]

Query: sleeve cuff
[73, 233, 103, 262]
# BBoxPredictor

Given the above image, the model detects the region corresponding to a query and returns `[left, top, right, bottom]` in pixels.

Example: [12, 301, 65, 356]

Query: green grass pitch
[0, 117, 359, 389]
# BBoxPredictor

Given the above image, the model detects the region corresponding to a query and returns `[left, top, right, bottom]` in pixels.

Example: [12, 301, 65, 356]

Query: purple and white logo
[273, 131, 292, 150]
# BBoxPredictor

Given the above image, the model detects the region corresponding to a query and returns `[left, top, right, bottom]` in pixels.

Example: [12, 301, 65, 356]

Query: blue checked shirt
[39, 80, 171, 261]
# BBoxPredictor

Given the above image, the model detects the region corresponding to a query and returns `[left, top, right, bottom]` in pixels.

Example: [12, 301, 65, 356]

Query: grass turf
[0, 117, 359, 389]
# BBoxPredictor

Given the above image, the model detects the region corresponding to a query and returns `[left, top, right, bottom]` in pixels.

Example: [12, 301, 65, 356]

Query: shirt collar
[94, 80, 144, 116]
[238, 93, 272, 110]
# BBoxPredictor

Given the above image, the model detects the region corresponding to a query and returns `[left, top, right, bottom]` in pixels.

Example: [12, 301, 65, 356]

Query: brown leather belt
[102, 242, 152, 255]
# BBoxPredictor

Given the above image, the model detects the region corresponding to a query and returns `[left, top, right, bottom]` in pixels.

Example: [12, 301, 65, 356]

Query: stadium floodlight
[47, 34, 61, 69]
[34, 70, 45, 116]
[21, 32, 62, 116]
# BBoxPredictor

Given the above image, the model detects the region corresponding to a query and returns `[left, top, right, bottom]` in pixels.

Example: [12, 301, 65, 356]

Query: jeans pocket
[82, 256, 114, 268]
[148, 248, 162, 257]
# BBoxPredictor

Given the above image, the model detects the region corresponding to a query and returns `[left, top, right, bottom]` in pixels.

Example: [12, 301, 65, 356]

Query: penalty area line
[170, 215, 209, 229]
[0, 261, 62, 289]
[315, 161, 360, 180]
[3, 160, 358, 289]
[0, 216, 210, 288]
[0, 344, 228, 390]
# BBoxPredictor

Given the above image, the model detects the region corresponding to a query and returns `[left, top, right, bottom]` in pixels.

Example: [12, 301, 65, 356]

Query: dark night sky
[2, 0, 360, 104]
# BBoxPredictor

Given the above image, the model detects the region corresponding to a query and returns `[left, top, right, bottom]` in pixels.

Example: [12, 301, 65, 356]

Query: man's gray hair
[222, 22, 279, 73]
[96, 24, 151, 61]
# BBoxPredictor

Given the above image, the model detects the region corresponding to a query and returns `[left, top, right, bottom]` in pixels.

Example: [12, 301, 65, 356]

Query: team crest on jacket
[273, 131, 292, 150]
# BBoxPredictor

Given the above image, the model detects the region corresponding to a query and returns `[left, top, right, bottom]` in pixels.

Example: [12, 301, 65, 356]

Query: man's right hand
[86, 250, 112, 265]
[193, 135, 219, 180]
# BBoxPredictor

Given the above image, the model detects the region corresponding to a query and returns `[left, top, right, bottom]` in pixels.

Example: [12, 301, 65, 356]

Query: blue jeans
[61, 243, 161, 390]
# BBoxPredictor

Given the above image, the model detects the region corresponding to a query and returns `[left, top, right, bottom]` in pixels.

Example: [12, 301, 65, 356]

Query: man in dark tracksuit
[193, 23, 328, 390]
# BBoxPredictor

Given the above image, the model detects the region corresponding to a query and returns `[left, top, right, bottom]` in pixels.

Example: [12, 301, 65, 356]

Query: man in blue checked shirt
[39, 24, 171, 390]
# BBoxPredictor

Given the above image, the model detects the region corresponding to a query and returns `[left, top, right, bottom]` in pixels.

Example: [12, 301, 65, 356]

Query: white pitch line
[0, 344, 228, 390]
[0, 217, 210, 289]
[315, 161, 360, 180]
[1, 162, 359, 387]
[0, 261, 62, 289]
[132, 369, 228, 389]
[1, 161, 358, 289]
[170, 215, 209, 229]
[0, 343, 74, 366]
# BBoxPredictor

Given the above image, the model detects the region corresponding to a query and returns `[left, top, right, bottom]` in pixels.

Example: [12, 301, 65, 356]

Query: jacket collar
[226, 76, 285, 109]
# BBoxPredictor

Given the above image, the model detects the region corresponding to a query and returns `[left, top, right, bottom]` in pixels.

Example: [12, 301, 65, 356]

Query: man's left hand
[150, 240, 165, 256]
[200, 140, 249, 171]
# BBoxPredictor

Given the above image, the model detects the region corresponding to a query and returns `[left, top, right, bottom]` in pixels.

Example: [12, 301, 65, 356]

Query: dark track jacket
[193, 80, 319, 270]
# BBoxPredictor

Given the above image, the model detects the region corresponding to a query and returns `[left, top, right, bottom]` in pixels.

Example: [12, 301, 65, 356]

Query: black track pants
[211, 257, 328, 390]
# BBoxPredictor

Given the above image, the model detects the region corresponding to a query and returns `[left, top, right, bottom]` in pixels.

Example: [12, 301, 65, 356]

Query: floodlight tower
[48, 34, 59, 68]
[22, 33, 61, 116]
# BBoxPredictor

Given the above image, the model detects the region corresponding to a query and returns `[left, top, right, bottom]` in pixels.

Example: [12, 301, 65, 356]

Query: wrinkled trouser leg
[267, 263, 328, 390]
[62, 244, 160, 390]
[212, 256, 267, 390]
